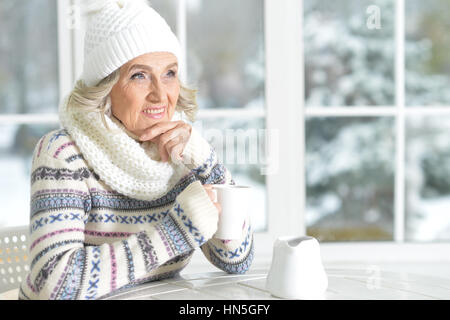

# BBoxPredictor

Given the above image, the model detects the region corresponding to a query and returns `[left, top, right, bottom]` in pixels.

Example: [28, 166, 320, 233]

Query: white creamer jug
[266, 236, 328, 299]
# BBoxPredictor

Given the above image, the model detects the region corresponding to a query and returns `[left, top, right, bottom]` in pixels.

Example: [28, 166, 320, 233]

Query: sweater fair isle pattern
[19, 128, 254, 300]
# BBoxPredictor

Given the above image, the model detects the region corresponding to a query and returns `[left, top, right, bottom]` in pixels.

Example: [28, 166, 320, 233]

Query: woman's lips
[141, 107, 166, 119]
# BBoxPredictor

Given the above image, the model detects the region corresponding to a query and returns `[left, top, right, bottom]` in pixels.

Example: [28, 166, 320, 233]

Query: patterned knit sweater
[19, 127, 254, 300]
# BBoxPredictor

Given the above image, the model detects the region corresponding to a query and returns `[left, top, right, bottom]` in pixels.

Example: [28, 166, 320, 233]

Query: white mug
[211, 185, 251, 240]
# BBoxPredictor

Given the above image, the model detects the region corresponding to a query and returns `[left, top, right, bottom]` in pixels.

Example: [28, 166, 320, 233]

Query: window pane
[305, 117, 395, 241]
[406, 117, 450, 241]
[186, 0, 265, 110]
[0, 124, 60, 228]
[405, 0, 450, 106]
[304, 0, 395, 107]
[193, 118, 267, 232]
[0, 0, 59, 114]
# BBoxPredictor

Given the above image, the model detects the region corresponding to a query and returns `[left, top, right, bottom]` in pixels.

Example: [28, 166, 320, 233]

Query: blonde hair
[67, 69, 198, 130]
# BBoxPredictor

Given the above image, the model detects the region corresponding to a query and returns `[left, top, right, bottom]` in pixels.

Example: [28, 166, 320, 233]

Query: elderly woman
[19, 0, 254, 300]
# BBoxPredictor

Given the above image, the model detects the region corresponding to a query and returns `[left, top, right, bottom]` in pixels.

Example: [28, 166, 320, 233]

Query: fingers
[203, 185, 215, 201]
[157, 137, 170, 162]
[214, 202, 222, 215]
[161, 124, 192, 160]
[203, 185, 221, 214]
[139, 121, 182, 141]
[160, 135, 184, 162]
[166, 139, 184, 163]
[158, 124, 190, 146]
[155, 124, 191, 162]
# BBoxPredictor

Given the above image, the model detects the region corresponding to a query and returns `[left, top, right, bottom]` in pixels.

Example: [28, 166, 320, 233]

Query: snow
[411, 197, 450, 241]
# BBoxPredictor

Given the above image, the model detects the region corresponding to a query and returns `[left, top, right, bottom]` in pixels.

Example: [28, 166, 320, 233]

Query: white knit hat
[81, 0, 183, 87]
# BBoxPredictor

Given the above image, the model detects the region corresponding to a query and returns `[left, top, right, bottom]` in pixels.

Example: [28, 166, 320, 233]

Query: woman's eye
[131, 72, 146, 80]
[167, 70, 176, 77]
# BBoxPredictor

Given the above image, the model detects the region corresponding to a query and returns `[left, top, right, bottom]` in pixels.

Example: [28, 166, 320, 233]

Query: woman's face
[110, 52, 180, 137]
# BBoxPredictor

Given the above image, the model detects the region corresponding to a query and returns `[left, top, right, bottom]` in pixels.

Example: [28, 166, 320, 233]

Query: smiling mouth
[143, 107, 165, 114]
[142, 106, 166, 119]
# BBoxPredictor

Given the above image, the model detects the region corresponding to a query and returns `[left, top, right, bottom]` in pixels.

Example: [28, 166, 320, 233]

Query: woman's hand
[140, 121, 192, 162]
[203, 184, 222, 215]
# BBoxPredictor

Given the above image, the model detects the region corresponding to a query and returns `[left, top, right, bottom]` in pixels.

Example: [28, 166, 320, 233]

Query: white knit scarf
[58, 95, 189, 201]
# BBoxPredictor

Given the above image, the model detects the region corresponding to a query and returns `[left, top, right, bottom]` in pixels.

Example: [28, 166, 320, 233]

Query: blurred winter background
[0, 0, 449, 242]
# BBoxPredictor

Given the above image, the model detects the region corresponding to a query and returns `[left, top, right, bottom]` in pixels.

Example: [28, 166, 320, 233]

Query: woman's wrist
[172, 180, 219, 245]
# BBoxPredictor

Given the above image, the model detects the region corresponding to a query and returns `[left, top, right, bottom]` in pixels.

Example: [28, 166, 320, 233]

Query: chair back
[0, 226, 29, 293]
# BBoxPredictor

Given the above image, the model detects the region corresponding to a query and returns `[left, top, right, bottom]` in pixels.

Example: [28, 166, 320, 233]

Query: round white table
[100, 267, 450, 300]
[2, 265, 449, 300]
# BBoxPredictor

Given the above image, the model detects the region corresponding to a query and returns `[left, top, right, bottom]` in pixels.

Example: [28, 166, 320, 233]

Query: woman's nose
[147, 78, 165, 102]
